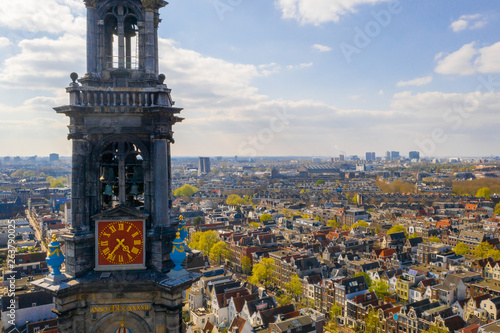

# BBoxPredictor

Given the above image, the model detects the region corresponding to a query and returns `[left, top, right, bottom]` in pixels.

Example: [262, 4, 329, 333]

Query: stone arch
[91, 311, 152, 333]
[92, 134, 150, 164]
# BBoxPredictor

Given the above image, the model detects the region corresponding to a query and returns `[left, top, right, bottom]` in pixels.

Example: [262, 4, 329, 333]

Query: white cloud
[312, 44, 332, 52]
[435, 42, 478, 75]
[0, 0, 85, 36]
[276, 0, 391, 25]
[378, 90, 384, 95]
[0, 34, 85, 90]
[286, 62, 313, 70]
[450, 14, 487, 32]
[0, 37, 11, 48]
[396, 75, 433, 87]
[435, 42, 500, 75]
[348, 95, 361, 100]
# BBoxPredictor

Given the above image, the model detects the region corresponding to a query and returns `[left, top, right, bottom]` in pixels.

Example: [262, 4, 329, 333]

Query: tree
[354, 271, 372, 287]
[469, 242, 500, 261]
[476, 187, 492, 199]
[226, 194, 247, 206]
[285, 274, 302, 301]
[315, 180, 325, 185]
[260, 214, 273, 222]
[189, 230, 219, 255]
[174, 184, 199, 197]
[249, 258, 275, 289]
[209, 241, 230, 265]
[330, 303, 342, 321]
[427, 236, 441, 243]
[421, 324, 449, 333]
[327, 217, 341, 228]
[23, 170, 36, 178]
[193, 216, 204, 226]
[241, 256, 252, 275]
[11, 169, 26, 178]
[365, 309, 381, 333]
[387, 225, 407, 237]
[370, 279, 391, 299]
[453, 242, 470, 255]
[408, 233, 420, 239]
[276, 294, 293, 306]
[495, 203, 500, 215]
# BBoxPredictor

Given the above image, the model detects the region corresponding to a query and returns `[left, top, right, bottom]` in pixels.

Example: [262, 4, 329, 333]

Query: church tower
[34, 1, 199, 332]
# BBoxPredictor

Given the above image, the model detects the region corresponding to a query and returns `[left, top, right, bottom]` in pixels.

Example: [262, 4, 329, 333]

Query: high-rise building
[34, 1, 198, 332]
[365, 152, 376, 161]
[49, 153, 60, 162]
[198, 157, 211, 176]
[339, 154, 345, 161]
[391, 151, 400, 160]
[409, 151, 420, 160]
[386, 151, 391, 160]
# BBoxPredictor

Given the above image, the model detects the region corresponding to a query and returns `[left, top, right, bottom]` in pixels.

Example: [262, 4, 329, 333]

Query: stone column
[153, 139, 170, 227]
[144, 10, 156, 75]
[86, 6, 98, 75]
[71, 139, 89, 232]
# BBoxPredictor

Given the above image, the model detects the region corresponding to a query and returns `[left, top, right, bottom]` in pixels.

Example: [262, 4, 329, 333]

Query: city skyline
[0, 1, 499, 157]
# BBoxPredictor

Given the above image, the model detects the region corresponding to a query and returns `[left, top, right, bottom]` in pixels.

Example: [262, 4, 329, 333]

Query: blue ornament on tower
[168, 232, 188, 278]
[178, 215, 188, 242]
[46, 235, 65, 276]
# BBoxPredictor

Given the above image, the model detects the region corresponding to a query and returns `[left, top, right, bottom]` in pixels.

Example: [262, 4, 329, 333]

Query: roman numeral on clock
[118, 223, 124, 231]
[134, 240, 142, 246]
[131, 247, 139, 255]
[109, 226, 117, 233]
[100, 241, 108, 247]
[132, 232, 139, 238]
[102, 248, 111, 255]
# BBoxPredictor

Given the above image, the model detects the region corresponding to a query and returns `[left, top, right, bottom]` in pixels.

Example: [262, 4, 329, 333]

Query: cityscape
[1, 1, 500, 333]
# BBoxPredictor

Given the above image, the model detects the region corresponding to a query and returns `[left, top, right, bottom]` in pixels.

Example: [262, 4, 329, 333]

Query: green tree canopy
[365, 309, 382, 333]
[422, 324, 449, 333]
[315, 180, 325, 185]
[370, 279, 391, 299]
[495, 203, 500, 215]
[427, 236, 441, 243]
[226, 194, 248, 206]
[387, 224, 407, 237]
[408, 233, 420, 239]
[354, 271, 372, 287]
[260, 214, 273, 222]
[193, 216, 204, 226]
[241, 256, 252, 275]
[476, 187, 492, 199]
[209, 241, 230, 265]
[453, 242, 470, 255]
[189, 230, 219, 255]
[327, 216, 340, 228]
[11, 169, 26, 178]
[285, 274, 303, 301]
[471, 242, 500, 260]
[249, 258, 275, 289]
[174, 184, 199, 197]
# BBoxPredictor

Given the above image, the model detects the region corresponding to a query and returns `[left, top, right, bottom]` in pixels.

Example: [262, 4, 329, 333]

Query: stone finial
[70, 72, 79, 87]
[142, 0, 157, 11]
[158, 74, 166, 85]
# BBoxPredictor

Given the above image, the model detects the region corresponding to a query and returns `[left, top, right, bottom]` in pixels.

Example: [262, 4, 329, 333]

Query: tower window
[104, 6, 139, 70]
[100, 142, 144, 209]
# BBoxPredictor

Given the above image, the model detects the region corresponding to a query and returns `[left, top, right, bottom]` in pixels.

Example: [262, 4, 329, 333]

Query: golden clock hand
[121, 244, 131, 253]
[108, 239, 125, 258]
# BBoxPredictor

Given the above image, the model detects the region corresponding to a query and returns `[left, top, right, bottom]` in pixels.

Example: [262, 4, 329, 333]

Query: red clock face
[97, 221, 144, 266]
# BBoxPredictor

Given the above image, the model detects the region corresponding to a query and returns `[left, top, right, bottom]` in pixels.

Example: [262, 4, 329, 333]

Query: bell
[131, 166, 143, 183]
[104, 185, 113, 196]
[130, 183, 138, 195]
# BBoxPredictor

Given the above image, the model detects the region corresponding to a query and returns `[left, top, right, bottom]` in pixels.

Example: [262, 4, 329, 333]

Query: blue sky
[0, 0, 499, 158]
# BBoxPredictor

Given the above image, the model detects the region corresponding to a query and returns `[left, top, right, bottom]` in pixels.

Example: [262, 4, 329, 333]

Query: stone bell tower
[33, 1, 199, 332]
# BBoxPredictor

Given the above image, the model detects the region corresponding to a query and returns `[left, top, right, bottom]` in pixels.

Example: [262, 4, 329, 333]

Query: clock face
[97, 220, 145, 267]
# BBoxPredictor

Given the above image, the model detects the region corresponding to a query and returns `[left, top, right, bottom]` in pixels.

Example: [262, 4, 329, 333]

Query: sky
[0, 0, 499, 158]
